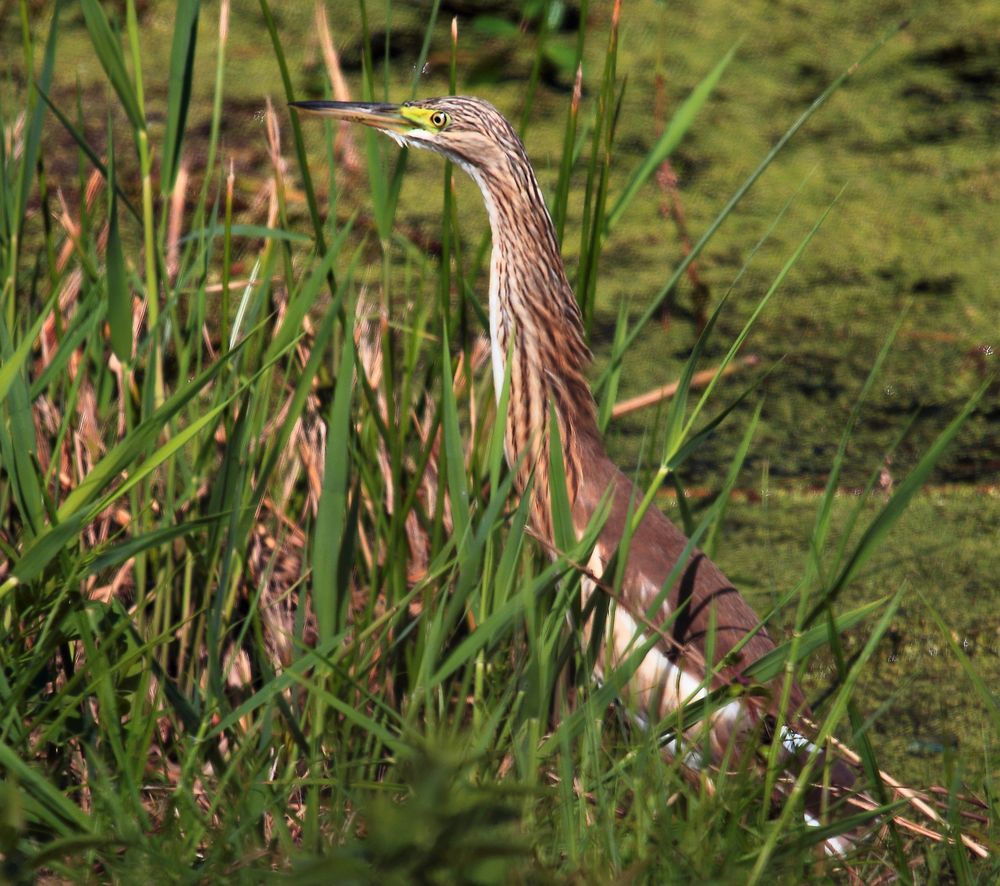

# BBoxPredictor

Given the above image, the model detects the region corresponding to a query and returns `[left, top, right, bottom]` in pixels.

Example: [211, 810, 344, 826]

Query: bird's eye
[430, 111, 449, 129]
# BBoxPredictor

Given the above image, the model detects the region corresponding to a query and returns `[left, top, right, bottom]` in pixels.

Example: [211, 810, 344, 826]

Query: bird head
[290, 97, 524, 176]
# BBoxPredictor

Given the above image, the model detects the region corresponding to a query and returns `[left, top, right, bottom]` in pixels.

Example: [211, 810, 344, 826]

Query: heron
[291, 96, 857, 844]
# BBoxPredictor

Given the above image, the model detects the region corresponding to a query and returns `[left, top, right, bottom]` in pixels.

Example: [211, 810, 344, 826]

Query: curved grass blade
[258, 0, 327, 257]
[161, 0, 200, 194]
[82, 514, 224, 578]
[312, 308, 356, 641]
[15, 0, 59, 236]
[79, 0, 143, 132]
[0, 742, 92, 834]
[919, 590, 1000, 735]
[0, 290, 57, 403]
[804, 377, 992, 627]
[605, 41, 739, 233]
[35, 86, 140, 223]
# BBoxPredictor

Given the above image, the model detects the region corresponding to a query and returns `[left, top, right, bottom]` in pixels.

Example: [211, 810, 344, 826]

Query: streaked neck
[457, 149, 600, 542]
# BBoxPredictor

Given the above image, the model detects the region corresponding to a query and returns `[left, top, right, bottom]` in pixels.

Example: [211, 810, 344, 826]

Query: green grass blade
[263, 227, 351, 364]
[680, 190, 845, 445]
[604, 41, 739, 232]
[35, 86, 140, 223]
[105, 118, 131, 362]
[408, 0, 442, 97]
[547, 405, 576, 552]
[312, 312, 356, 641]
[6, 374, 256, 589]
[0, 290, 57, 403]
[79, 0, 144, 132]
[747, 588, 906, 883]
[258, 0, 327, 256]
[806, 309, 908, 579]
[439, 322, 470, 536]
[0, 319, 47, 540]
[704, 401, 761, 558]
[15, 0, 59, 234]
[206, 632, 348, 739]
[436, 468, 521, 682]
[160, 0, 201, 194]
[0, 742, 92, 834]
[83, 515, 222, 578]
[743, 597, 889, 685]
[918, 590, 1000, 735]
[180, 223, 313, 246]
[805, 377, 992, 626]
[596, 300, 627, 433]
[53, 332, 254, 520]
[0, 510, 89, 592]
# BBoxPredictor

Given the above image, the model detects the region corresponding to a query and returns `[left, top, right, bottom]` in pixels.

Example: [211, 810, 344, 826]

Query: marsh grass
[0, 1, 995, 882]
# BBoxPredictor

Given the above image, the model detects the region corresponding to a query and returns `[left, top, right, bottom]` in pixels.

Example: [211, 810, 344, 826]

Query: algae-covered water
[7, 0, 997, 786]
[19, 1, 996, 483]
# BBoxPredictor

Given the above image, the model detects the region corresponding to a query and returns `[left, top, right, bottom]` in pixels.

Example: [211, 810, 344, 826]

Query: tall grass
[0, 1, 994, 882]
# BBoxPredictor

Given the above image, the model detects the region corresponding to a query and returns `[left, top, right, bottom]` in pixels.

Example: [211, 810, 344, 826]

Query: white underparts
[580, 549, 747, 760]
[803, 812, 851, 857]
[447, 157, 508, 403]
[582, 555, 850, 855]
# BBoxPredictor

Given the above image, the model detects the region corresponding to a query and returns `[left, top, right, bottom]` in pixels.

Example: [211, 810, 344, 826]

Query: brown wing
[574, 455, 809, 716]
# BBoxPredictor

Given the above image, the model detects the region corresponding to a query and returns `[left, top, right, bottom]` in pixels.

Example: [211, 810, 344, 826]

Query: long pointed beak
[289, 100, 410, 134]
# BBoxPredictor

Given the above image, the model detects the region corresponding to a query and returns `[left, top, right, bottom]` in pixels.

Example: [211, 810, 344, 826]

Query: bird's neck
[463, 152, 601, 543]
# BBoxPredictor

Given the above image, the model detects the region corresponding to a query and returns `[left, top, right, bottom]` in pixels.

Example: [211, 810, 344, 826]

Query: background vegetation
[0, 0, 996, 881]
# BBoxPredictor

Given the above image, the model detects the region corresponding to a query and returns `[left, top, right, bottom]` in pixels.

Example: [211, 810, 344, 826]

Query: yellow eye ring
[430, 111, 449, 129]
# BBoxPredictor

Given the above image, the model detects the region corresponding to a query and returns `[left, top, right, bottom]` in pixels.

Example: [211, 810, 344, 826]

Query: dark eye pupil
[433, 113, 445, 127]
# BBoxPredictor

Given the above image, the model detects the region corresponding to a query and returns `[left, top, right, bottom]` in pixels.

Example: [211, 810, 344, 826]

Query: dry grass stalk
[314, 1, 361, 173]
[611, 354, 760, 419]
[3, 110, 24, 160]
[264, 98, 285, 232]
[815, 728, 991, 859]
[166, 161, 188, 279]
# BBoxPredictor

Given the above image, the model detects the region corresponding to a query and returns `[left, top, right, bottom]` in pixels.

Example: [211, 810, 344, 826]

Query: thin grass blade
[79, 0, 144, 132]
[605, 41, 739, 232]
[161, 0, 200, 194]
[105, 118, 131, 362]
[806, 377, 992, 626]
[312, 310, 356, 640]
